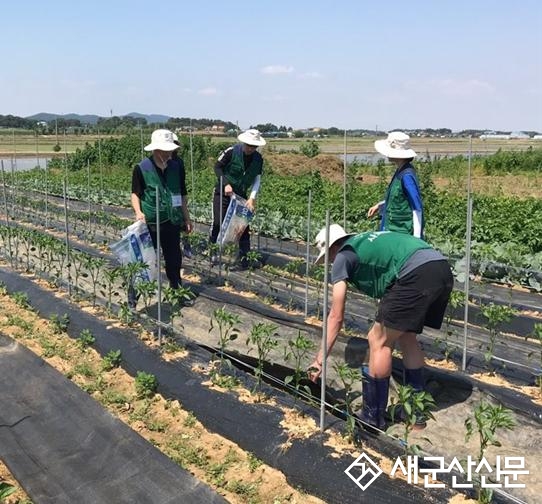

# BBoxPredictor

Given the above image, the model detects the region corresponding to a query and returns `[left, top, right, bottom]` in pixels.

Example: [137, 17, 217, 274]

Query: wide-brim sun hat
[237, 129, 266, 147]
[144, 129, 179, 152]
[374, 131, 417, 159]
[314, 224, 355, 265]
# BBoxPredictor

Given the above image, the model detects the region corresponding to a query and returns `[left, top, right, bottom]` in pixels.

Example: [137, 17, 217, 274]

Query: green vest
[383, 166, 418, 235]
[139, 157, 184, 225]
[224, 144, 263, 198]
[342, 231, 431, 298]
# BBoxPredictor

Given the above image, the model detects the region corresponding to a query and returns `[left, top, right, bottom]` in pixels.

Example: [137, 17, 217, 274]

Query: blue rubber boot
[405, 367, 425, 392]
[360, 367, 389, 431]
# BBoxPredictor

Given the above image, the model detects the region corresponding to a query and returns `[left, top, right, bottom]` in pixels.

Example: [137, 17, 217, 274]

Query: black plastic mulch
[0, 266, 454, 504]
[0, 333, 226, 504]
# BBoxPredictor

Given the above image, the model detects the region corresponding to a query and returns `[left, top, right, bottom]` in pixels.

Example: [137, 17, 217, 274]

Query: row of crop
[7, 160, 542, 274]
[0, 224, 534, 504]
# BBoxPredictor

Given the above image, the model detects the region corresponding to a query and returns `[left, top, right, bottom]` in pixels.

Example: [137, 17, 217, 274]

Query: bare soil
[266, 152, 542, 198]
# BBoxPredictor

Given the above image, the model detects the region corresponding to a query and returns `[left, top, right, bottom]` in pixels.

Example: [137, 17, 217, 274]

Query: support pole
[156, 190, 162, 344]
[462, 137, 473, 371]
[320, 211, 330, 431]
[218, 176, 224, 280]
[343, 130, 347, 229]
[63, 177, 72, 298]
[304, 190, 312, 318]
[1, 160, 13, 268]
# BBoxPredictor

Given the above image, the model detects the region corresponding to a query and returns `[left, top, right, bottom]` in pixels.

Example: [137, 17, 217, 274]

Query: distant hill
[25, 112, 171, 125]
[124, 112, 170, 124]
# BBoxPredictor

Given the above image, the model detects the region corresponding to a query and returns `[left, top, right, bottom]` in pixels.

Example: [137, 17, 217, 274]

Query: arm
[179, 160, 192, 232]
[308, 280, 347, 382]
[367, 199, 385, 218]
[247, 174, 261, 211]
[214, 148, 234, 195]
[131, 193, 145, 222]
[402, 174, 423, 238]
[131, 166, 145, 222]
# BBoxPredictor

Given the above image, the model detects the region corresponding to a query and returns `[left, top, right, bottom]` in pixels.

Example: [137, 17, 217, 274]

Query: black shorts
[375, 260, 454, 334]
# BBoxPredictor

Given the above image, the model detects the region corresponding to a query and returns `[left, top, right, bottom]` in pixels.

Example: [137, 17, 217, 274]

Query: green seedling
[101, 266, 121, 314]
[164, 285, 195, 329]
[245, 250, 262, 286]
[118, 302, 135, 325]
[77, 329, 95, 350]
[389, 384, 435, 457]
[465, 400, 515, 504]
[479, 303, 516, 373]
[246, 322, 279, 396]
[118, 261, 148, 303]
[135, 371, 158, 399]
[0, 482, 16, 501]
[208, 306, 241, 381]
[283, 331, 316, 405]
[436, 289, 465, 361]
[333, 362, 361, 442]
[285, 258, 304, 311]
[102, 349, 122, 371]
[81, 255, 107, 306]
[49, 313, 70, 334]
[527, 323, 542, 394]
[136, 279, 158, 315]
[11, 291, 31, 310]
[310, 264, 325, 320]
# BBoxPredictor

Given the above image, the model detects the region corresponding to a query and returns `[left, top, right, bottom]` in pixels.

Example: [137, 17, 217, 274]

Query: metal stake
[320, 211, 330, 431]
[304, 190, 312, 318]
[462, 137, 473, 371]
[156, 190, 162, 344]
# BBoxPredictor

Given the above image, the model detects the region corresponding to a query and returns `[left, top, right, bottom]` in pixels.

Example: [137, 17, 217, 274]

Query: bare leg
[398, 333, 424, 369]
[368, 322, 406, 378]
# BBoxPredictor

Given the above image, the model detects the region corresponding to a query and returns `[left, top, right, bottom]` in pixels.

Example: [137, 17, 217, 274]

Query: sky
[2, 1, 541, 132]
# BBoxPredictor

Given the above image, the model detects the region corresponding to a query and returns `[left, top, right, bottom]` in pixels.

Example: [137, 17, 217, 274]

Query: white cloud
[260, 65, 294, 75]
[198, 87, 218, 96]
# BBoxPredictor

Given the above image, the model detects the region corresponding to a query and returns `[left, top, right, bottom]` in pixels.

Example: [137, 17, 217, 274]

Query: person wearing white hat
[367, 131, 424, 238]
[130, 129, 193, 307]
[209, 128, 266, 268]
[308, 225, 453, 431]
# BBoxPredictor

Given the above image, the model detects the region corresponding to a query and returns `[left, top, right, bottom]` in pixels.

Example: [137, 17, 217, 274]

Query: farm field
[0, 134, 541, 503]
[0, 131, 540, 157]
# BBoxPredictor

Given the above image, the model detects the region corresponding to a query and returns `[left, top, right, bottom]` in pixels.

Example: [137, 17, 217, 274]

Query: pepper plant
[333, 362, 361, 442]
[389, 384, 435, 457]
[528, 323, 542, 394]
[163, 285, 195, 330]
[246, 322, 279, 396]
[283, 331, 316, 405]
[208, 306, 241, 382]
[435, 289, 465, 361]
[136, 280, 158, 315]
[465, 400, 515, 504]
[479, 302, 516, 373]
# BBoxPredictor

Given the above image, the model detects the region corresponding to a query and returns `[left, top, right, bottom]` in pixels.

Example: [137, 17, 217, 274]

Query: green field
[0, 131, 540, 157]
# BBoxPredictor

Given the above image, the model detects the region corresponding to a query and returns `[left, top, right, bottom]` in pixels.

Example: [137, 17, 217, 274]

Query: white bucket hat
[314, 224, 355, 265]
[374, 131, 417, 159]
[237, 129, 266, 147]
[144, 129, 179, 152]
